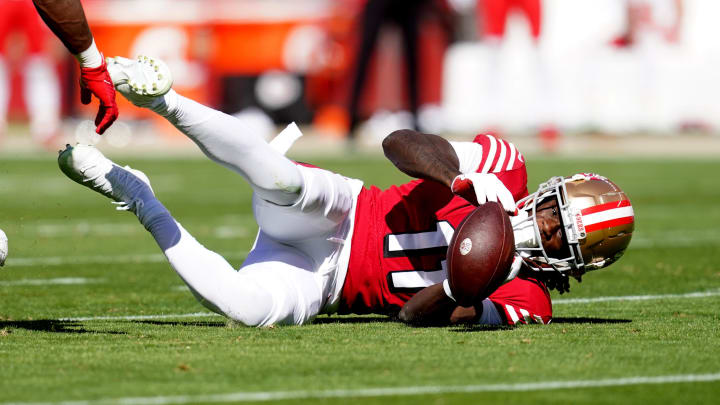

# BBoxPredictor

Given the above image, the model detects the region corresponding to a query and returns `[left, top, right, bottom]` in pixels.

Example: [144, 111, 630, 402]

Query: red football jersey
[339, 134, 548, 324]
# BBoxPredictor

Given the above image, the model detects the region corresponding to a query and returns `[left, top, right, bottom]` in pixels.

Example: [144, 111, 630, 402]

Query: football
[447, 202, 515, 306]
[0, 228, 7, 267]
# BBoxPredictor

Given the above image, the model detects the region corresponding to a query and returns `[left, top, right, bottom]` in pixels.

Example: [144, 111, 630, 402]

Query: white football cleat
[106, 55, 173, 107]
[58, 144, 154, 213]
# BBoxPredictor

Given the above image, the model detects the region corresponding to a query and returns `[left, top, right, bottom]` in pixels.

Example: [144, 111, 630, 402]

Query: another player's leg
[22, 0, 61, 147]
[348, 0, 387, 136]
[0, 56, 8, 141]
[57, 144, 320, 326]
[24, 54, 62, 146]
[106, 56, 302, 206]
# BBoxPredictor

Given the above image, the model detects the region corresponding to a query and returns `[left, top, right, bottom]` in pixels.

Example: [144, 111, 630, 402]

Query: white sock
[148, 90, 303, 206]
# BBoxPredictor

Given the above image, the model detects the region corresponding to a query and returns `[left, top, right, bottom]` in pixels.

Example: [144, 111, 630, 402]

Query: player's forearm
[398, 283, 458, 326]
[449, 305, 480, 324]
[32, 0, 93, 54]
[382, 129, 461, 188]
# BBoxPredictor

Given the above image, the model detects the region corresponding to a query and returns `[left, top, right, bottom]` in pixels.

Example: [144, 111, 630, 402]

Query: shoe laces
[106, 165, 151, 212]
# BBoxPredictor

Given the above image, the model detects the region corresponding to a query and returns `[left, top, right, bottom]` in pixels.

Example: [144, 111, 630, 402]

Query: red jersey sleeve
[471, 134, 529, 201]
[488, 276, 552, 325]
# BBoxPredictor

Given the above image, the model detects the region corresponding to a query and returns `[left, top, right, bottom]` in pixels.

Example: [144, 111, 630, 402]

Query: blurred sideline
[1, 121, 718, 159]
[3, 0, 720, 159]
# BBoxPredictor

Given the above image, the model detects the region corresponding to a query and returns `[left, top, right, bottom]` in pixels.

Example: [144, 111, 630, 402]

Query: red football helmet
[513, 173, 635, 274]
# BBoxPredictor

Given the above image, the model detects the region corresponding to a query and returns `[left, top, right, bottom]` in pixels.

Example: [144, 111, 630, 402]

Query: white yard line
[8, 252, 247, 267]
[3, 372, 719, 405]
[553, 289, 720, 304]
[0, 278, 102, 286]
[33, 223, 140, 237]
[12, 223, 247, 239]
[8, 253, 168, 267]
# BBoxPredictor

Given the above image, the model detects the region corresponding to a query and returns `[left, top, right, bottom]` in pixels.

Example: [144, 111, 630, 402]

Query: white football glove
[451, 173, 517, 214]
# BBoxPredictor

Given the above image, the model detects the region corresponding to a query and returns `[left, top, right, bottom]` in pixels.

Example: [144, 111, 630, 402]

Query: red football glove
[80, 58, 118, 134]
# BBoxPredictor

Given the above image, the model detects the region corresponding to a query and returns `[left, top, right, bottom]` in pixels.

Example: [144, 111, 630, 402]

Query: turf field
[1, 149, 719, 404]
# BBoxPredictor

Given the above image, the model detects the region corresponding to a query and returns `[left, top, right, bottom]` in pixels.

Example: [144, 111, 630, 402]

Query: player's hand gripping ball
[0, 228, 7, 267]
[447, 202, 515, 306]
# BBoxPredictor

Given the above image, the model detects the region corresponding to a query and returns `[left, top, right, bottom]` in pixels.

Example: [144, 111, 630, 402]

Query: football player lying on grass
[57, 56, 635, 327]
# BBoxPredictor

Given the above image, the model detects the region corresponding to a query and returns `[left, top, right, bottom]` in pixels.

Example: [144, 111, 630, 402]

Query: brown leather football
[447, 202, 516, 307]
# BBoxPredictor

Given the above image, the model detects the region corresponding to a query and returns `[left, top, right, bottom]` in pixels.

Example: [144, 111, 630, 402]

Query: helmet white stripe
[582, 206, 635, 226]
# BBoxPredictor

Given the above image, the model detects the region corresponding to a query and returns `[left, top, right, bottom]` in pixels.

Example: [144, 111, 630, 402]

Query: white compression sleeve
[150, 91, 303, 206]
[449, 141, 484, 174]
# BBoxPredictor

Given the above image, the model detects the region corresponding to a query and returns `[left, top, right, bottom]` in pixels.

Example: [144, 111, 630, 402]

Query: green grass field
[1, 149, 719, 404]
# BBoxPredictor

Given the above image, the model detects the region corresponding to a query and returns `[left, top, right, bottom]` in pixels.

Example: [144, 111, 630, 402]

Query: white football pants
[135, 92, 362, 326]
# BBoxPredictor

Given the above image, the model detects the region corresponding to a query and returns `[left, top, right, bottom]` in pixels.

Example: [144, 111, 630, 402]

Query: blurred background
[1, 0, 719, 155]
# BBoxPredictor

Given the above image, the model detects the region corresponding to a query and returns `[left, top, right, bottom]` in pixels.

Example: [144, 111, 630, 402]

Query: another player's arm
[32, 0, 118, 135]
[32, 0, 93, 54]
[382, 129, 461, 188]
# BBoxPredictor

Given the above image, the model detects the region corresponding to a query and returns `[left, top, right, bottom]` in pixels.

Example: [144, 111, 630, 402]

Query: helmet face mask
[514, 173, 634, 275]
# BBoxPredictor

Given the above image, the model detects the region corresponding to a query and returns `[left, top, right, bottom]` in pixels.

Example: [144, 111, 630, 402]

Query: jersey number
[384, 221, 455, 292]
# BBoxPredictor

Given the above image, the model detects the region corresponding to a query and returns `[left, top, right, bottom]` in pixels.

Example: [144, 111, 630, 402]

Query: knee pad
[254, 165, 358, 242]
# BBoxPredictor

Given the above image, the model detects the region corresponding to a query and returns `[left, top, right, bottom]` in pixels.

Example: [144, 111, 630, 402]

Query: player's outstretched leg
[57, 144, 315, 326]
[106, 56, 303, 206]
